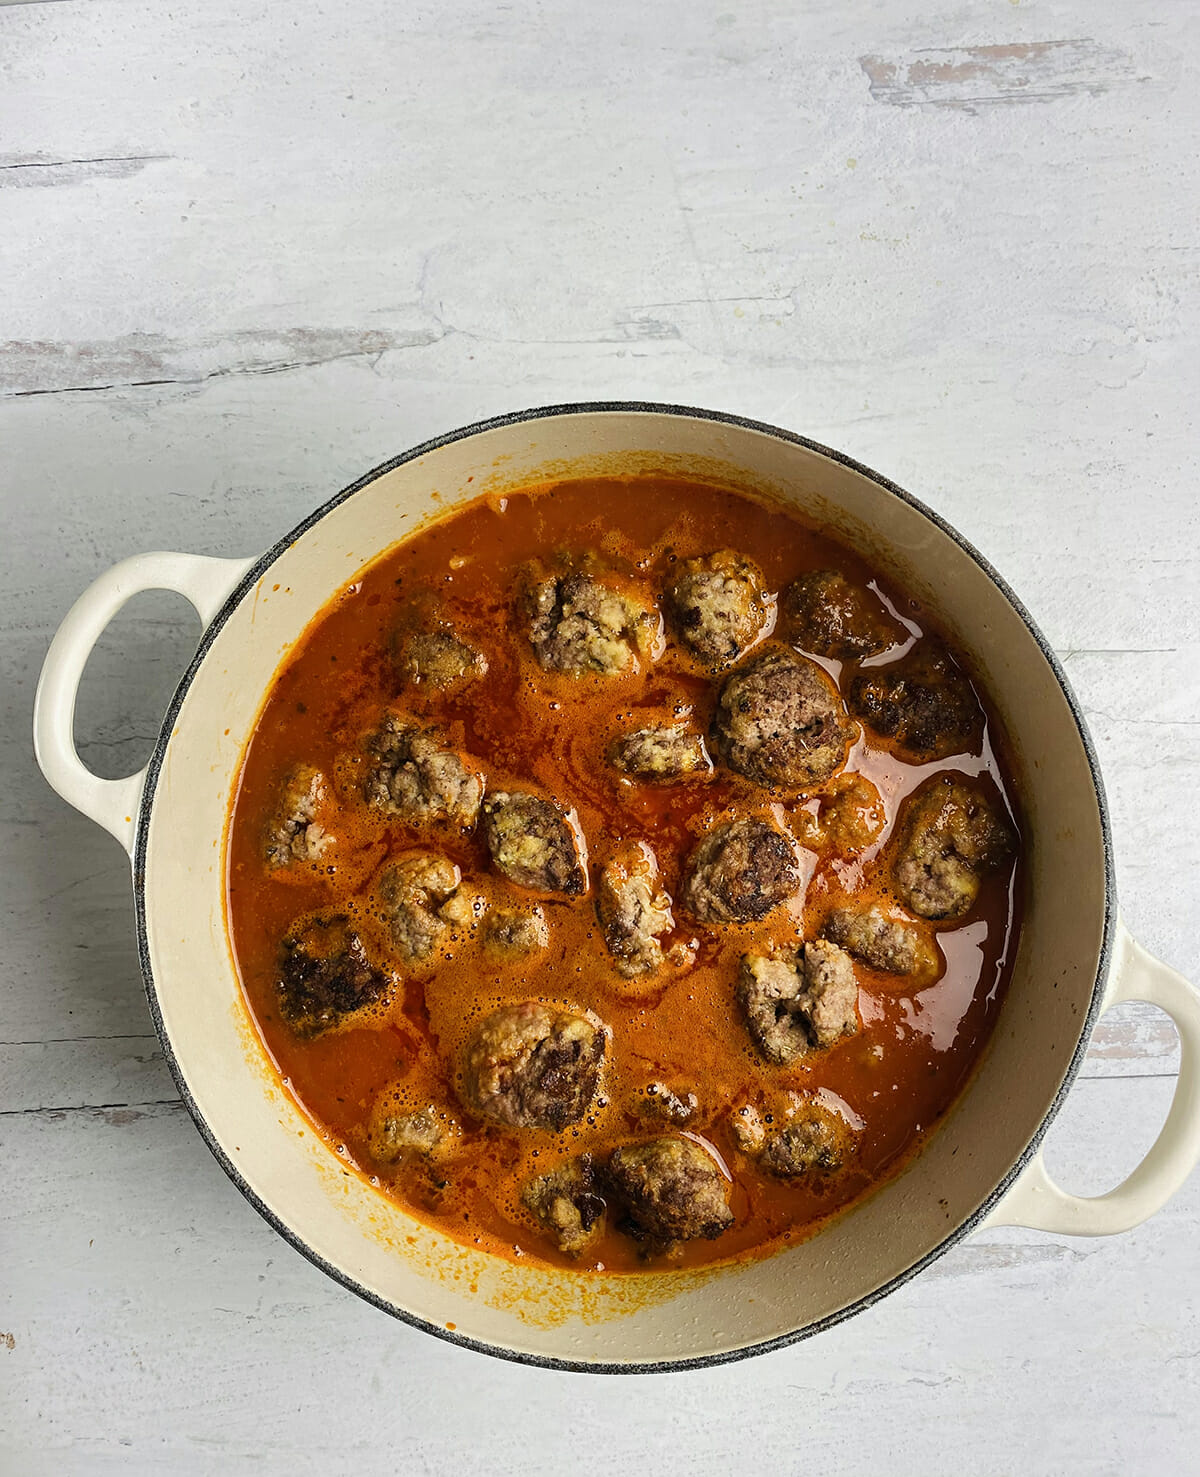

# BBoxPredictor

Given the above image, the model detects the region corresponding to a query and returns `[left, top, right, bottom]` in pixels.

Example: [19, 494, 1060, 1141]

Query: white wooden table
[3, 1, 1198, 1470]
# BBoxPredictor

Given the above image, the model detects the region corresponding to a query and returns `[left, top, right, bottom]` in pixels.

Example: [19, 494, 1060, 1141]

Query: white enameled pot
[34, 404, 1200, 1372]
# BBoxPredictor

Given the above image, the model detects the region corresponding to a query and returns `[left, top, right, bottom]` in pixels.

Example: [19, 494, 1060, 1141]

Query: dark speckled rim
[131, 401, 1116, 1374]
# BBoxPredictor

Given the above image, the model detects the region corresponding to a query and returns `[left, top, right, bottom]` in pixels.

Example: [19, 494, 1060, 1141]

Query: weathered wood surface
[1, 0, 1197, 1470]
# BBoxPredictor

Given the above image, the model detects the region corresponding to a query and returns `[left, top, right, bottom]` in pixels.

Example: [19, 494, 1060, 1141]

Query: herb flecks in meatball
[596, 843, 675, 978]
[522, 1154, 606, 1256]
[608, 723, 712, 783]
[823, 904, 937, 977]
[794, 771, 885, 855]
[525, 567, 656, 676]
[397, 629, 488, 691]
[482, 791, 588, 896]
[681, 817, 801, 925]
[460, 1002, 606, 1130]
[781, 569, 902, 660]
[738, 940, 860, 1065]
[377, 852, 476, 963]
[276, 915, 394, 1038]
[367, 1101, 450, 1162]
[712, 646, 855, 790]
[848, 642, 983, 761]
[607, 1136, 733, 1245]
[265, 764, 334, 868]
[892, 775, 1016, 920]
[364, 713, 484, 828]
[666, 550, 768, 669]
[481, 905, 550, 957]
[761, 1104, 854, 1180]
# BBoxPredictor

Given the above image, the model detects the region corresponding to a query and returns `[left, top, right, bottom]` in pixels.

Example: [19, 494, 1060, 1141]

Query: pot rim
[131, 400, 1117, 1374]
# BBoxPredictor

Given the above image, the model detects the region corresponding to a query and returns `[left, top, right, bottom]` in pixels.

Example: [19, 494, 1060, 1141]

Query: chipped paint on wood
[861, 39, 1145, 111]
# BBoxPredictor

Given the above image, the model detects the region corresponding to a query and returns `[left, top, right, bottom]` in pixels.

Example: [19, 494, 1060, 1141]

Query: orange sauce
[226, 475, 1022, 1273]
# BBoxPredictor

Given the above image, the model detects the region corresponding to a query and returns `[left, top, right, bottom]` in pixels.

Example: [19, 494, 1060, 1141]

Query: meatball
[608, 723, 711, 783]
[364, 713, 484, 828]
[712, 646, 855, 789]
[377, 852, 476, 963]
[596, 843, 675, 978]
[737, 940, 860, 1065]
[482, 791, 588, 896]
[459, 1002, 606, 1130]
[892, 775, 1016, 920]
[481, 905, 550, 957]
[760, 1104, 853, 1179]
[607, 1136, 733, 1244]
[397, 629, 487, 691]
[793, 771, 885, 854]
[680, 817, 801, 925]
[665, 550, 768, 668]
[781, 569, 902, 660]
[276, 915, 393, 1038]
[823, 904, 937, 976]
[367, 1101, 447, 1161]
[525, 568, 655, 676]
[522, 1154, 607, 1256]
[847, 641, 982, 761]
[264, 764, 333, 868]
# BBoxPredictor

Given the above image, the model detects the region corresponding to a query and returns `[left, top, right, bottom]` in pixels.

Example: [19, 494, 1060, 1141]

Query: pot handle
[34, 551, 256, 857]
[982, 921, 1200, 1235]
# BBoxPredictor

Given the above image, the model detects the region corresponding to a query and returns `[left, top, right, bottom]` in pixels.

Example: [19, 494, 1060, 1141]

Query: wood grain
[1, 0, 1197, 1469]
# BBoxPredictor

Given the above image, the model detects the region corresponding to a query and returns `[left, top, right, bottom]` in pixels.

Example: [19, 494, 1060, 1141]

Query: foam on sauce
[226, 475, 1023, 1273]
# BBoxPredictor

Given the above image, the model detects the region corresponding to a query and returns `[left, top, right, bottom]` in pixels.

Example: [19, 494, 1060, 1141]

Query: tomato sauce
[226, 475, 1023, 1273]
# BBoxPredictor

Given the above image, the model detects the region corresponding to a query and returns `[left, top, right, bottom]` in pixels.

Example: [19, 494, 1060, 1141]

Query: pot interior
[138, 408, 1109, 1367]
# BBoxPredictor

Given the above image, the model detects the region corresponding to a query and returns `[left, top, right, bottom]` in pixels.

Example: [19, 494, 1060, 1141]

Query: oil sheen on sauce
[226, 475, 1023, 1274]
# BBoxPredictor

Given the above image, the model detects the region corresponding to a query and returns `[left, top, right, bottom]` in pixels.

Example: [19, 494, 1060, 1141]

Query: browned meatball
[482, 791, 588, 896]
[522, 1154, 607, 1256]
[793, 771, 885, 855]
[847, 642, 982, 761]
[364, 713, 484, 828]
[459, 1002, 606, 1130]
[680, 817, 801, 924]
[377, 853, 477, 963]
[823, 904, 937, 976]
[396, 629, 487, 691]
[781, 569, 902, 660]
[608, 723, 711, 783]
[712, 646, 855, 789]
[481, 905, 550, 957]
[737, 941, 860, 1065]
[892, 775, 1016, 920]
[596, 843, 675, 978]
[665, 550, 768, 668]
[607, 1136, 733, 1243]
[525, 568, 655, 676]
[265, 764, 334, 868]
[276, 915, 394, 1038]
[761, 1104, 854, 1179]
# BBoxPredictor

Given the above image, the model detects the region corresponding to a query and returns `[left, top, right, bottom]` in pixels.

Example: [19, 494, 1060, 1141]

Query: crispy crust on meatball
[781, 569, 902, 660]
[712, 646, 855, 789]
[847, 641, 983, 761]
[823, 904, 937, 976]
[665, 550, 768, 668]
[524, 568, 655, 676]
[276, 915, 394, 1038]
[892, 775, 1016, 920]
[608, 723, 711, 783]
[265, 764, 334, 868]
[522, 1154, 607, 1255]
[760, 1103, 854, 1179]
[459, 1002, 606, 1130]
[607, 1136, 733, 1243]
[681, 817, 801, 925]
[364, 713, 484, 828]
[596, 843, 675, 978]
[482, 790, 588, 896]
